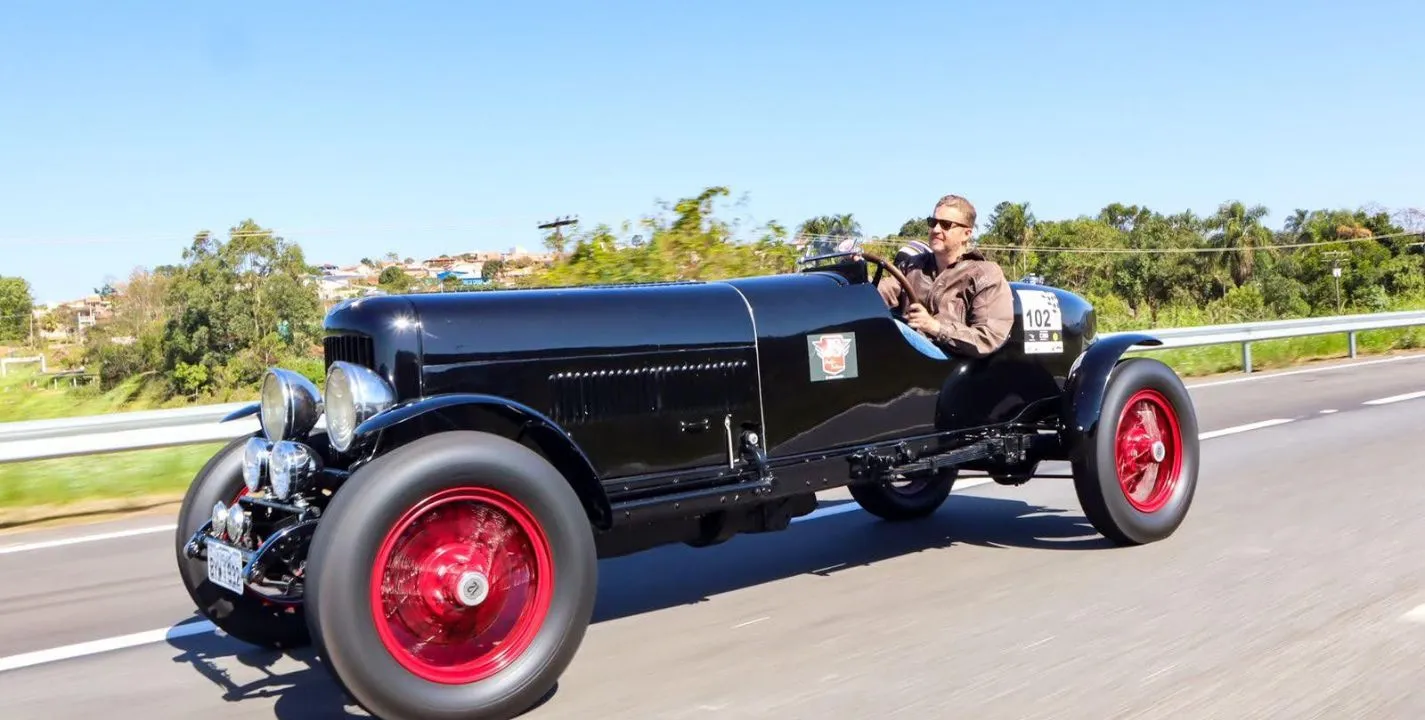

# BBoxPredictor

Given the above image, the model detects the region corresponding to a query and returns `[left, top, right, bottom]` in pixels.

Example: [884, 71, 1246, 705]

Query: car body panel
[326, 282, 761, 479]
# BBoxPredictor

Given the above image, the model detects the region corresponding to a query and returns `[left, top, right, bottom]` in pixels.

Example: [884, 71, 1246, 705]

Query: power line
[797, 229, 1425, 255]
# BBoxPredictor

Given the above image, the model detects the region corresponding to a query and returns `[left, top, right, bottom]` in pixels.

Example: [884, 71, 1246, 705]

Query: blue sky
[2, 1, 1422, 304]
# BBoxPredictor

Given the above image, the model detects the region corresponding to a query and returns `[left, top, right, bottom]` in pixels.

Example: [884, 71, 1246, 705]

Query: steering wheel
[858, 251, 923, 311]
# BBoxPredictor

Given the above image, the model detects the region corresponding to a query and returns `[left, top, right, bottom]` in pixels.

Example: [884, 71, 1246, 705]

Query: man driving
[876, 194, 1014, 357]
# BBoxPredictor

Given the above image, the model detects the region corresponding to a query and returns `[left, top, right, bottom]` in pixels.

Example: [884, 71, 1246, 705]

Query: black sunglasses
[926, 217, 970, 231]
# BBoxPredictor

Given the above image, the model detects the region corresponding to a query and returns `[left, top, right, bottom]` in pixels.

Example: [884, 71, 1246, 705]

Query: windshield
[796, 236, 862, 265]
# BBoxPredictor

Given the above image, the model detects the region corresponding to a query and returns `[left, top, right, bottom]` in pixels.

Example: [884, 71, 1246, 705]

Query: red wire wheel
[1113, 388, 1183, 513]
[370, 487, 555, 685]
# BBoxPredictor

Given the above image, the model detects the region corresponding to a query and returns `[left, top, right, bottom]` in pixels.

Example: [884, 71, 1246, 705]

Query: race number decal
[1018, 290, 1063, 354]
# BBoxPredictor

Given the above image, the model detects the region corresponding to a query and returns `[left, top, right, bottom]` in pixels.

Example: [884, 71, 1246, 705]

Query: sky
[2, 0, 1422, 304]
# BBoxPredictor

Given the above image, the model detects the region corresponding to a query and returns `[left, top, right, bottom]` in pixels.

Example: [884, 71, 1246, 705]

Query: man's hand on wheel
[905, 303, 942, 338]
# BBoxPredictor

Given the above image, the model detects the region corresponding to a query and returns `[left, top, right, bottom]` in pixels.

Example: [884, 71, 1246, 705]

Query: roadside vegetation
[1, 188, 1423, 523]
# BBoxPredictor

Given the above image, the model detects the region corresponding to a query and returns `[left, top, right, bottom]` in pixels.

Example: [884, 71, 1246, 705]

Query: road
[2, 352, 1425, 718]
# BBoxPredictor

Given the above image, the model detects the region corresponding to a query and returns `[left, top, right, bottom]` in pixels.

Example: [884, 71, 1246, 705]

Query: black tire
[1070, 357, 1199, 546]
[305, 431, 598, 720]
[173, 434, 311, 649]
[848, 468, 957, 521]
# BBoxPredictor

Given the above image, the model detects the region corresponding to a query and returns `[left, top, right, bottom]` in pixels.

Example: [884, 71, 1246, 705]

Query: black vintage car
[175, 242, 1199, 720]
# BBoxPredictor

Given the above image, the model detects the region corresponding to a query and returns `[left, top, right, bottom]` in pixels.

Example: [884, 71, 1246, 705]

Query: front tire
[1071, 357, 1199, 546]
[305, 431, 598, 720]
[173, 434, 311, 649]
[849, 468, 957, 521]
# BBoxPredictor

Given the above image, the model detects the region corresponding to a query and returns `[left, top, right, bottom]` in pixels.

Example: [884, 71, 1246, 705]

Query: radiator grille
[324, 334, 375, 370]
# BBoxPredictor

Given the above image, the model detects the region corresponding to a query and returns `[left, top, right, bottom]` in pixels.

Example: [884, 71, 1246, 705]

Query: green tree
[160, 220, 323, 393]
[378, 265, 415, 293]
[0, 276, 34, 344]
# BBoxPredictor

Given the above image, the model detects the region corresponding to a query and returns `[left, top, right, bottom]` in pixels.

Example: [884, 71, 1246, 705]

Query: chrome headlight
[241, 437, 271, 492]
[224, 502, 249, 542]
[259, 368, 323, 443]
[269, 441, 322, 500]
[324, 361, 396, 452]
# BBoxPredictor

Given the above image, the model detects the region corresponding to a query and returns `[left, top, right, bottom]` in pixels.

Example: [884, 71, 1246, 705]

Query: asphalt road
[2, 352, 1425, 718]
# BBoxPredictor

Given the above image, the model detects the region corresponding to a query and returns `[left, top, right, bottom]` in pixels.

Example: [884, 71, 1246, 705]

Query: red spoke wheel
[1114, 389, 1183, 514]
[305, 431, 597, 720]
[372, 487, 554, 684]
[1071, 358, 1199, 546]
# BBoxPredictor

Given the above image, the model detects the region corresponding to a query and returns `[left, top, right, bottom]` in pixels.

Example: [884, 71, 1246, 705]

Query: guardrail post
[1241, 342, 1253, 373]
[1348, 331, 1357, 358]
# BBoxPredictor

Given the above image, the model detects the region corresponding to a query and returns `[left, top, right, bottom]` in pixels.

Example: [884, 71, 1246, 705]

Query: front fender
[222, 403, 260, 422]
[1061, 333, 1163, 438]
[355, 394, 613, 529]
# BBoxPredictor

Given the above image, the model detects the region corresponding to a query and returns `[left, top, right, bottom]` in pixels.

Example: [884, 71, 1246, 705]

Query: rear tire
[849, 469, 957, 521]
[1070, 358, 1199, 545]
[305, 431, 597, 720]
[173, 434, 311, 650]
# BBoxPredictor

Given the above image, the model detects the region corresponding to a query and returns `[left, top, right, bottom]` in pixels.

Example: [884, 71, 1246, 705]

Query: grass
[3, 324, 1425, 528]
[0, 442, 227, 529]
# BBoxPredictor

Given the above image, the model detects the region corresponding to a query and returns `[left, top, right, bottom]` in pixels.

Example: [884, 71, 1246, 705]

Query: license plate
[207, 541, 246, 595]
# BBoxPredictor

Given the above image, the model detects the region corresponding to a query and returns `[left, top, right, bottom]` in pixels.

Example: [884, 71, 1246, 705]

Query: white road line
[1399, 605, 1425, 624]
[0, 620, 216, 673]
[0, 524, 177, 556]
[1186, 352, 1425, 389]
[1363, 390, 1425, 406]
[1320, 409, 1338, 414]
[1198, 419, 1295, 439]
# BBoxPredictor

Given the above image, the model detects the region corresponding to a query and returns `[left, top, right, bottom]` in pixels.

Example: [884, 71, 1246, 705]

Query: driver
[876, 194, 1014, 357]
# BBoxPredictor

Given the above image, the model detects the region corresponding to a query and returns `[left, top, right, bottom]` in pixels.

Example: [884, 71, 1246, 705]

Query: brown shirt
[876, 250, 1014, 357]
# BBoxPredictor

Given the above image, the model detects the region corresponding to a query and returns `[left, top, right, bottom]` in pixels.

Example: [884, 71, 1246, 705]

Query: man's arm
[875, 273, 902, 309]
[931, 265, 1014, 357]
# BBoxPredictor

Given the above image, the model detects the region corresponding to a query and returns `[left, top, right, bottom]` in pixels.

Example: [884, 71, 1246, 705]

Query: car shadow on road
[591, 493, 1110, 623]
[164, 493, 1104, 717]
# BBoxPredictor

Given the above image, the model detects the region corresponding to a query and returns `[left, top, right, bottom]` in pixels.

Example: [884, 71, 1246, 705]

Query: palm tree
[1205, 201, 1270, 286]
[795, 214, 861, 242]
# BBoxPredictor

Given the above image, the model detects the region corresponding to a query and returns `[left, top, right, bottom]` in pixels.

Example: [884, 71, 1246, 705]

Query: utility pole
[538, 215, 578, 257]
[1324, 250, 1348, 313]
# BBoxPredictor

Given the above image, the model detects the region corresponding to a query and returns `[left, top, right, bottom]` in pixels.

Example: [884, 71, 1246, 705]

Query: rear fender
[354, 394, 613, 529]
[1061, 333, 1163, 440]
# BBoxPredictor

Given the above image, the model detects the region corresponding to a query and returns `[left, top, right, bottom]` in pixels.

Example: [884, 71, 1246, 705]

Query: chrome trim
[724, 414, 734, 469]
[324, 361, 396, 452]
[259, 368, 323, 443]
[241, 437, 271, 492]
[268, 440, 322, 500]
[224, 503, 249, 543]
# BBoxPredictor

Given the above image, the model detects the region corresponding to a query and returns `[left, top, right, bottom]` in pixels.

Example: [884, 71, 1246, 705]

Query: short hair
[934, 195, 977, 227]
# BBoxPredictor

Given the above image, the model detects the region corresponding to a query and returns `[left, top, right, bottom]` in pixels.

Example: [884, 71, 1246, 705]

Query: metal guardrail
[1108, 308, 1425, 373]
[2, 309, 1423, 465]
